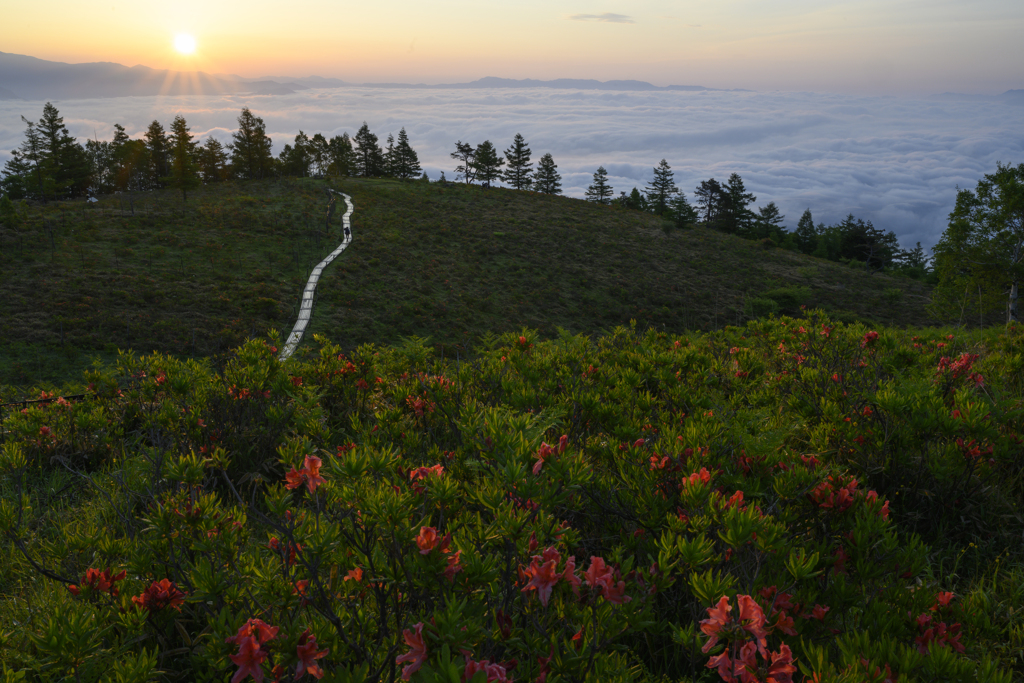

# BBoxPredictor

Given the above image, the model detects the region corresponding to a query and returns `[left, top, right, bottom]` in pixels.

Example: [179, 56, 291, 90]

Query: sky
[1, 0, 1023, 95]
[3, 88, 1022, 251]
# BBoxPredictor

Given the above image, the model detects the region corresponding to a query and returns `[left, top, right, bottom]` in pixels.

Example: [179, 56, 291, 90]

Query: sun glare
[174, 34, 197, 55]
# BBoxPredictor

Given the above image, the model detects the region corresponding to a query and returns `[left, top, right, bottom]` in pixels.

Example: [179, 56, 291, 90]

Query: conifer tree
[309, 133, 330, 177]
[36, 103, 90, 199]
[694, 178, 724, 226]
[645, 159, 678, 214]
[167, 115, 201, 201]
[722, 173, 757, 235]
[669, 193, 698, 228]
[1, 116, 45, 199]
[144, 119, 171, 187]
[384, 133, 396, 177]
[502, 133, 533, 190]
[279, 131, 312, 177]
[353, 123, 385, 177]
[229, 108, 274, 180]
[755, 202, 786, 240]
[327, 134, 356, 177]
[794, 209, 817, 254]
[585, 166, 614, 204]
[198, 138, 229, 183]
[473, 141, 504, 185]
[532, 153, 562, 195]
[451, 141, 476, 184]
[393, 128, 422, 179]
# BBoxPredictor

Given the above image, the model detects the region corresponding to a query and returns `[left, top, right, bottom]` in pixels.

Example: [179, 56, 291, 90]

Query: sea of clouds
[2, 87, 1023, 249]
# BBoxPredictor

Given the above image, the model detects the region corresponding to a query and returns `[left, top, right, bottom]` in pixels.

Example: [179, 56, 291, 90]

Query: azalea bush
[1, 313, 1023, 681]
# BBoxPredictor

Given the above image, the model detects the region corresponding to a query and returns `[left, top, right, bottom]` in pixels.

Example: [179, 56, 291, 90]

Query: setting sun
[173, 34, 196, 55]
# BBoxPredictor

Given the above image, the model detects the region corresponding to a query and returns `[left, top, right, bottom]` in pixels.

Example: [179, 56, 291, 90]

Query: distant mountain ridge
[0, 51, 744, 100]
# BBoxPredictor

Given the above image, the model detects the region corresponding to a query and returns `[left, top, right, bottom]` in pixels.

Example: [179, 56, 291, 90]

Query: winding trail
[278, 190, 353, 361]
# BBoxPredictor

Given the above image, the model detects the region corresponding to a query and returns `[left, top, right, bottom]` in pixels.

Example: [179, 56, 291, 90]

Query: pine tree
[794, 209, 817, 254]
[167, 115, 200, 201]
[473, 141, 504, 185]
[229, 108, 274, 180]
[198, 138, 229, 183]
[669, 193, 698, 229]
[755, 202, 786, 240]
[279, 131, 312, 177]
[694, 178, 724, 226]
[144, 119, 171, 187]
[36, 103, 90, 199]
[450, 141, 476, 184]
[327, 134, 356, 177]
[1, 116, 45, 199]
[722, 173, 757, 234]
[533, 153, 562, 195]
[645, 159, 677, 214]
[309, 133, 330, 177]
[383, 133, 396, 178]
[393, 128, 422, 179]
[585, 166, 614, 204]
[353, 123, 384, 177]
[502, 133, 533, 190]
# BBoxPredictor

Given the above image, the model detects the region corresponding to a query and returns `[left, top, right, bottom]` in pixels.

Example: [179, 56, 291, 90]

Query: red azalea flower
[295, 629, 329, 680]
[700, 595, 732, 653]
[229, 636, 267, 683]
[226, 618, 280, 646]
[396, 623, 428, 681]
[766, 644, 797, 683]
[522, 557, 561, 607]
[131, 578, 187, 612]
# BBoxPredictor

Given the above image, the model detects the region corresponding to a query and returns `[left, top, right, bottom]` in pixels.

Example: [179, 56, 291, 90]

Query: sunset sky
[2, 0, 1022, 94]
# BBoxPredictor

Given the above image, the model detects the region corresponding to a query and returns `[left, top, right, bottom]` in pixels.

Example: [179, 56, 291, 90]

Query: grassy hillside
[0, 177, 935, 391]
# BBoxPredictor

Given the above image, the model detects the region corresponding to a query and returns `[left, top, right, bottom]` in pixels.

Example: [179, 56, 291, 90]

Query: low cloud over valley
[2, 87, 1022, 249]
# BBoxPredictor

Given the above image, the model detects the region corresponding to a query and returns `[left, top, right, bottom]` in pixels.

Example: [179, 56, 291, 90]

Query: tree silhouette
[167, 115, 201, 201]
[645, 159, 677, 215]
[502, 134, 533, 190]
[533, 153, 562, 195]
[585, 166, 614, 204]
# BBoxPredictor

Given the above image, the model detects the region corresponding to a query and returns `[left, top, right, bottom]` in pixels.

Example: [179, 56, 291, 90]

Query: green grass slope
[0, 177, 935, 390]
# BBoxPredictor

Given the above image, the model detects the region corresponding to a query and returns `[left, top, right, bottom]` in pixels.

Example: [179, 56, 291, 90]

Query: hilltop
[0, 177, 935, 390]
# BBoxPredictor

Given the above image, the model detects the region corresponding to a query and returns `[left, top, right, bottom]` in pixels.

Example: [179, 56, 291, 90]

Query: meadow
[0, 177, 933, 393]
[1, 179, 1021, 682]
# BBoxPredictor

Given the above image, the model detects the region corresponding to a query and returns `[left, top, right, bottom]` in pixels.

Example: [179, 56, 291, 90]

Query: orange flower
[131, 578, 187, 612]
[284, 455, 326, 494]
[343, 567, 363, 582]
[700, 595, 732, 653]
[229, 636, 266, 683]
[737, 594, 767, 656]
[766, 644, 797, 683]
[69, 567, 126, 598]
[416, 527, 439, 554]
[396, 622, 428, 681]
[445, 550, 464, 581]
[295, 629, 329, 680]
[521, 557, 561, 607]
[226, 618, 279, 646]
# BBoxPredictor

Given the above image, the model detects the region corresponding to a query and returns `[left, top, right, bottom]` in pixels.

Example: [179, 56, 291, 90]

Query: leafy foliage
[2, 314, 1023, 681]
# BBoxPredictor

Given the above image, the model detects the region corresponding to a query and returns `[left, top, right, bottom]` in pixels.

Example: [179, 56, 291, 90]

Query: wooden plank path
[279, 190, 353, 361]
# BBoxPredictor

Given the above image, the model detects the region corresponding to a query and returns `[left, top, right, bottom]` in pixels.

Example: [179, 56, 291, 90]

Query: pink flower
[737, 594, 767, 656]
[229, 636, 267, 683]
[396, 623, 428, 681]
[463, 657, 512, 683]
[522, 557, 561, 607]
[700, 596, 732, 653]
[295, 629, 329, 680]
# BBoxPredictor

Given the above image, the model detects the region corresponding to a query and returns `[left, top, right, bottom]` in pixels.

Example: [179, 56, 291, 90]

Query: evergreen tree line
[447, 134, 563, 196]
[584, 161, 931, 279]
[0, 103, 931, 278]
[0, 104, 428, 201]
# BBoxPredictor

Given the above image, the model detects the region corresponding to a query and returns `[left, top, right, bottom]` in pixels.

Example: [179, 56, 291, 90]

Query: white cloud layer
[2, 88, 1023, 250]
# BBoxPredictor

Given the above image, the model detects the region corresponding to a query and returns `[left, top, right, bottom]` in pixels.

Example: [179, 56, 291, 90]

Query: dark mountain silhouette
[0, 51, 743, 100]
